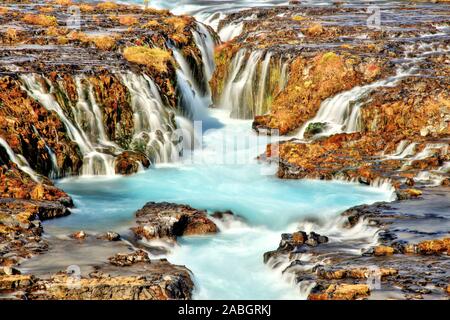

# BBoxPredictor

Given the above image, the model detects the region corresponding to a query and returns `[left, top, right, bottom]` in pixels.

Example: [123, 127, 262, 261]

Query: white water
[0, 137, 41, 182]
[297, 69, 409, 139]
[48, 109, 393, 299]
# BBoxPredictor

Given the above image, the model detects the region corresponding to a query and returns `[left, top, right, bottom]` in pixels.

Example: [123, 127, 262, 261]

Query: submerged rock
[131, 202, 218, 241]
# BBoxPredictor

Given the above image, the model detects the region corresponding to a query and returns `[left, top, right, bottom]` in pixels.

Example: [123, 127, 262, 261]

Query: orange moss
[79, 4, 95, 12]
[118, 15, 139, 26]
[0, 7, 8, 15]
[123, 46, 173, 73]
[22, 14, 58, 27]
[90, 35, 117, 51]
[97, 2, 119, 11]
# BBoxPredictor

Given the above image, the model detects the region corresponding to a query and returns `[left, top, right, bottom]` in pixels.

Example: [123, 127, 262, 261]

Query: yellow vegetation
[53, 0, 73, 5]
[292, 16, 306, 21]
[5, 28, 18, 42]
[123, 46, 172, 73]
[0, 7, 8, 15]
[97, 2, 119, 11]
[90, 35, 117, 51]
[144, 20, 160, 28]
[79, 4, 95, 12]
[39, 6, 55, 13]
[22, 14, 58, 27]
[307, 23, 324, 36]
[164, 16, 190, 32]
[118, 15, 138, 26]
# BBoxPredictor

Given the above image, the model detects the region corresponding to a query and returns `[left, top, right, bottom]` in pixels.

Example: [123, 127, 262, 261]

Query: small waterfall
[385, 141, 418, 160]
[193, 22, 216, 81]
[218, 22, 244, 42]
[219, 49, 289, 119]
[120, 72, 182, 163]
[21, 74, 118, 177]
[0, 137, 41, 182]
[297, 69, 409, 139]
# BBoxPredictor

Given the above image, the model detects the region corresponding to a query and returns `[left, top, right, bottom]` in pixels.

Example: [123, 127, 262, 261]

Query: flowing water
[12, 0, 448, 299]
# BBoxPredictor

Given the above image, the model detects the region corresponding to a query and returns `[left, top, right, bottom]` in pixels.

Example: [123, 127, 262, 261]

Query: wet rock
[114, 151, 151, 175]
[308, 284, 370, 300]
[131, 202, 218, 241]
[1, 266, 21, 276]
[0, 275, 35, 291]
[304, 122, 327, 139]
[373, 245, 395, 256]
[109, 250, 150, 267]
[70, 231, 87, 240]
[97, 232, 121, 242]
[417, 238, 449, 255]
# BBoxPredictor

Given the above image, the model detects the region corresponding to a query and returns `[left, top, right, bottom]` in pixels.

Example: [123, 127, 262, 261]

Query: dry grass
[164, 16, 190, 32]
[90, 35, 117, 51]
[292, 16, 306, 22]
[118, 15, 138, 26]
[39, 6, 55, 13]
[123, 46, 172, 73]
[22, 14, 58, 27]
[67, 30, 89, 42]
[97, 2, 119, 11]
[5, 28, 18, 42]
[144, 20, 160, 29]
[0, 7, 9, 15]
[80, 4, 95, 12]
[53, 0, 73, 5]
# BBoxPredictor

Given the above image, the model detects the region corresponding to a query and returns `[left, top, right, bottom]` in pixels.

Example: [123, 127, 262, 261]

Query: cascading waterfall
[220, 49, 290, 119]
[120, 72, 181, 163]
[20, 74, 117, 176]
[172, 22, 216, 121]
[0, 137, 41, 182]
[297, 68, 410, 139]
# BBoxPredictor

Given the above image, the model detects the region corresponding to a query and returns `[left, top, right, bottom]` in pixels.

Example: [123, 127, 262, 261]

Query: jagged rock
[70, 231, 87, 240]
[114, 151, 151, 175]
[131, 202, 218, 241]
[308, 284, 370, 300]
[109, 250, 150, 267]
[97, 232, 121, 242]
[373, 245, 395, 256]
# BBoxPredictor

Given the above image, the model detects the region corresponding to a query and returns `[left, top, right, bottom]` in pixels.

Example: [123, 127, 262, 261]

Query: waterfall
[120, 72, 182, 163]
[219, 49, 289, 119]
[218, 22, 244, 42]
[193, 22, 216, 81]
[297, 69, 409, 140]
[385, 141, 418, 159]
[0, 137, 41, 182]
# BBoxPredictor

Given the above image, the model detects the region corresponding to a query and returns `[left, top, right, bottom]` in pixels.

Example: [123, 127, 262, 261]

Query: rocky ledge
[264, 186, 450, 300]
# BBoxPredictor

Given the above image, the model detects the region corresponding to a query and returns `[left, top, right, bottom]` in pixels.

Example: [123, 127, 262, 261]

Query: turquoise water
[47, 110, 393, 299]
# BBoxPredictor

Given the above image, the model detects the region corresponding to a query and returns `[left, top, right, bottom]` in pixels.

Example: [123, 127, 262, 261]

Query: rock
[0, 275, 35, 290]
[97, 231, 121, 241]
[1, 266, 21, 276]
[447, 284, 450, 295]
[304, 122, 327, 139]
[396, 188, 423, 200]
[131, 202, 218, 241]
[211, 210, 235, 220]
[70, 230, 87, 240]
[417, 238, 449, 255]
[308, 284, 370, 300]
[292, 231, 308, 245]
[109, 250, 150, 267]
[373, 245, 395, 256]
[114, 151, 151, 175]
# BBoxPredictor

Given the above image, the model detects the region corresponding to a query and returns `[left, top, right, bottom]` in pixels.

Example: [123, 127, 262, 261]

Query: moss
[123, 46, 173, 73]
[90, 35, 117, 51]
[118, 15, 139, 26]
[22, 14, 58, 27]
[96, 2, 119, 11]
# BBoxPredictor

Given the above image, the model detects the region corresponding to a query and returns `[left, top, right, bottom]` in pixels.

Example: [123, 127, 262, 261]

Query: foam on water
[49, 109, 393, 299]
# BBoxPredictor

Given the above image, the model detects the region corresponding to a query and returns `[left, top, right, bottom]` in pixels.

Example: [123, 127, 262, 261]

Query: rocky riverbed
[0, 0, 449, 300]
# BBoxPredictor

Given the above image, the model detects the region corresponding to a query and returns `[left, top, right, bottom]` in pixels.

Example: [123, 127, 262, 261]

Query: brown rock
[417, 239, 448, 255]
[114, 151, 151, 175]
[131, 202, 218, 241]
[374, 245, 395, 256]
[70, 230, 87, 240]
[309, 284, 370, 300]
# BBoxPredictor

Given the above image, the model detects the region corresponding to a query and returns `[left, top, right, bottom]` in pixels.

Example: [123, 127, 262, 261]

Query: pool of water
[46, 109, 393, 299]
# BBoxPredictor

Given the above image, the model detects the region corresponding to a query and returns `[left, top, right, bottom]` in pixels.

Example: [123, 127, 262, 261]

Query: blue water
[47, 110, 393, 299]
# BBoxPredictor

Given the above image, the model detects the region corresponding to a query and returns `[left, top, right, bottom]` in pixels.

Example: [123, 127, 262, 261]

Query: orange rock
[374, 245, 395, 256]
[309, 284, 370, 300]
[417, 239, 447, 255]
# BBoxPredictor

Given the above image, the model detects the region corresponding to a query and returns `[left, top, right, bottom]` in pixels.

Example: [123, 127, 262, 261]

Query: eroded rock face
[0, 198, 70, 266]
[1, 253, 194, 300]
[114, 151, 151, 175]
[132, 202, 218, 241]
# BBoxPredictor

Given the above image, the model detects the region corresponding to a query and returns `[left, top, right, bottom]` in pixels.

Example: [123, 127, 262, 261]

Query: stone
[109, 250, 150, 267]
[374, 245, 395, 256]
[70, 230, 87, 240]
[97, 231, 121, 241]
[131, 202, 218, 241]
[308, 284, 370, 300]
[417, 239, 448, 255]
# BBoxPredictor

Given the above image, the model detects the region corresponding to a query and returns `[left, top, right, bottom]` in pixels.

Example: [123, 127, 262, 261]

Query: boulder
[131, 202, 218, 241]
[114, 151, 151, 175]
